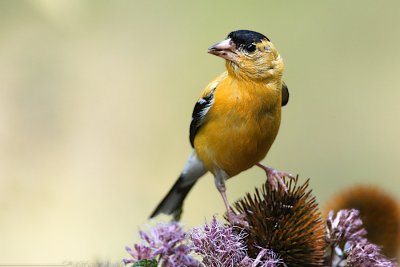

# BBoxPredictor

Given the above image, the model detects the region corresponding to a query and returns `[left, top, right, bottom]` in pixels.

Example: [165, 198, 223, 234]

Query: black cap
[227, 30, 270, 46]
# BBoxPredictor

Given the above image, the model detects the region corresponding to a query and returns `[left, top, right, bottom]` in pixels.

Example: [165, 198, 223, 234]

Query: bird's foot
[227, 211, 249, 228]
[256, 163, 295, 192]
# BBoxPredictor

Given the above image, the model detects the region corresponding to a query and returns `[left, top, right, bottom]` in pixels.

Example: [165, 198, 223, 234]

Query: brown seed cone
[324, 186, 400, 259]
[229, 177, 326, 267]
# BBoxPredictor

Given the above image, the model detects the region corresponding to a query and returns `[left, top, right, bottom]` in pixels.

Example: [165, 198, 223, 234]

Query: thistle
[230, 177, 326, 266]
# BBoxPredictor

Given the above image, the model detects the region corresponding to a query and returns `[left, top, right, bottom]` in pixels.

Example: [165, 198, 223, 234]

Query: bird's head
[208, 30, 284, 82]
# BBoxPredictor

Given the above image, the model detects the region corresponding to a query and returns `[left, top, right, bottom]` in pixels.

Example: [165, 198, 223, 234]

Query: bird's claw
[263, 166, 295, 192]
[227, 211, 249, 228]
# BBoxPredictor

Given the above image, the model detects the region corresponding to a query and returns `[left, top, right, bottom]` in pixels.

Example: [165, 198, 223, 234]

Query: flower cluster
[125, 179, 399, 266]
[326, 209, 397, 267]
[346, 240, 396, 267]
[190, 217, 247, 266]
[191, 217, 282, 267]
[124, 217, 282, 267]
[324, 185, 400, 258]
[123, 222, 199, 267]
[326, 209, 367, 246]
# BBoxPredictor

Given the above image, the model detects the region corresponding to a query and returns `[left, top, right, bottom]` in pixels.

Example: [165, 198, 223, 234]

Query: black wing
[189, 89, 215, 147]
[282, 81, 289, 106]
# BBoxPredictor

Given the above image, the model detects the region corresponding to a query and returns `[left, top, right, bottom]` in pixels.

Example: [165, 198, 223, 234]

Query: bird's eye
[245, 43, 256, 53]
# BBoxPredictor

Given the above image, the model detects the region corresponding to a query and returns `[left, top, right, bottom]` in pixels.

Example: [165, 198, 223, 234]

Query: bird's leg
[214, 171, 248, 227]
[256, 163, 295, 192]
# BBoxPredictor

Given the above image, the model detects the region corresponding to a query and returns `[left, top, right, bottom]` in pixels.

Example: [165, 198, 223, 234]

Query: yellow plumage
[195, 72, 282, 177]
[194, 39, 284, 178]
[150, 30, 291, 222]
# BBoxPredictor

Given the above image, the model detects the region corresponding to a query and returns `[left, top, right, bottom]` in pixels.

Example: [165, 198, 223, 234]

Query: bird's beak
[208, 38, 238, 62]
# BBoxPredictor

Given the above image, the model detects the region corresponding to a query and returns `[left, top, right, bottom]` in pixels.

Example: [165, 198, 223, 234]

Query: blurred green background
[1, 0, 399, 264]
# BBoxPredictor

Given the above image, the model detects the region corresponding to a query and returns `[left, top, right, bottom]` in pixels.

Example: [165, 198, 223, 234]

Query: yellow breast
[194, 75, 282, 177]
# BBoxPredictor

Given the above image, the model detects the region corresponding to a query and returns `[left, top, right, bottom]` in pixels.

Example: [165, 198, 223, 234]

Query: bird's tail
[149, 174, 197, 220]
[149, 151, 207, 220]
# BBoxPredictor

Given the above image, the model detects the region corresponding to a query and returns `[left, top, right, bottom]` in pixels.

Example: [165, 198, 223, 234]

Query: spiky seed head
[229, 177, 326, 267]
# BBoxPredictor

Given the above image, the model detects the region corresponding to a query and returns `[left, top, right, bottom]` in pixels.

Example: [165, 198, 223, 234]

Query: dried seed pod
[230, 177, 326, 267]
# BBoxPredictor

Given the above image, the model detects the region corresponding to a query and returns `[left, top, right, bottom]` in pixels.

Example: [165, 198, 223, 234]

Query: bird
[150, 30, 293, 223]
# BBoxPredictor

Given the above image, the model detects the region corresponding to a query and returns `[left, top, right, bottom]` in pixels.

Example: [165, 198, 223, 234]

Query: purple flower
[124, 244, 153, 263]
[346, 239, 396, 267]
[124, 222, 199, 267]
[191, 216, 248, 266]
[326, 209, 396, 267]
[239, 249, 282, 267]
[190, 217, 282, 267]
[326, 209, 367, 246]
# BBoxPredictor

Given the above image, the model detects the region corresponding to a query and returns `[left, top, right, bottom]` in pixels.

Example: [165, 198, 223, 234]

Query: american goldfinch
[150, 30, 292, 222]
